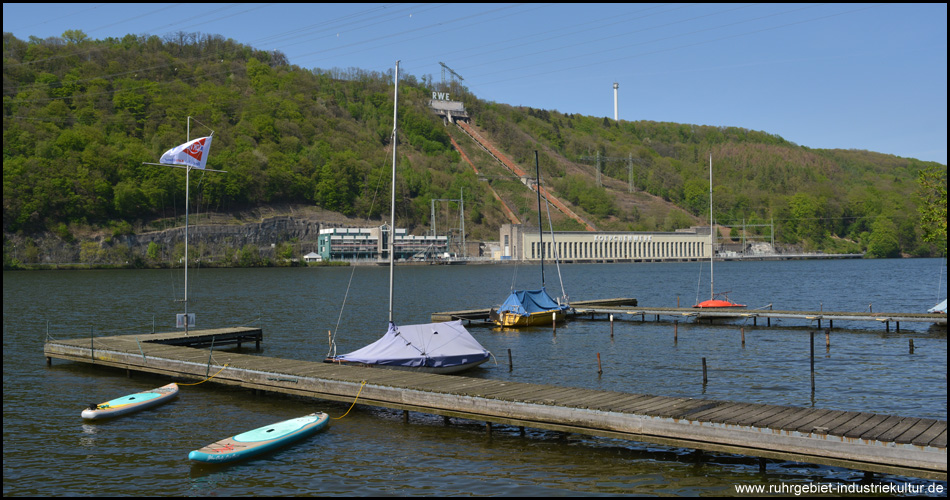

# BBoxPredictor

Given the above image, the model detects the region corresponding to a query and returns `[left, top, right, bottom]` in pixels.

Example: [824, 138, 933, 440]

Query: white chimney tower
[613, 82, 619, 121]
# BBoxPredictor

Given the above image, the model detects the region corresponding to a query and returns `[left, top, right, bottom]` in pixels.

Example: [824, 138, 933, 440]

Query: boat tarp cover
[498, 288, 569, 317]
[336, 320, 489, 368]
[929, 299, 947, 314]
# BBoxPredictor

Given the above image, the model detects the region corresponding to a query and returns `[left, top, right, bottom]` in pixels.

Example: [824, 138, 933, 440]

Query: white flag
[159, 136, 212, 169]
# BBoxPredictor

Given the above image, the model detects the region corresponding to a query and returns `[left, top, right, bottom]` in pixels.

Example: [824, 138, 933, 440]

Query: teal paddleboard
[81, 383, 179, 420]
[188, 412, 329, 463]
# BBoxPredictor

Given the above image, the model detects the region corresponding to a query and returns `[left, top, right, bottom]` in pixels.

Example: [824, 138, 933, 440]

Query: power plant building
[499, 224, 711, 263]
[317, 226, 448, 261]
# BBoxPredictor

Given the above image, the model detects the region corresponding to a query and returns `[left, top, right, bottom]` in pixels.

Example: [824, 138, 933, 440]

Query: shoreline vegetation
[3, 31, 945, 269]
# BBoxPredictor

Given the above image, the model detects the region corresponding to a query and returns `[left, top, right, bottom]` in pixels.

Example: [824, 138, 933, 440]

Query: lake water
[3, 258, 947, 496]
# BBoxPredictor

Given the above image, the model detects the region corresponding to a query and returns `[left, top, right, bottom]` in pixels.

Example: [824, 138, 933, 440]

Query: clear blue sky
[4, 3, 947, 165]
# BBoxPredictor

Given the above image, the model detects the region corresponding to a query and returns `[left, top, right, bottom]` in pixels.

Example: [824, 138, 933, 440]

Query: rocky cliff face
[117, 216, 323, 257]
[7, 214, 372, 266]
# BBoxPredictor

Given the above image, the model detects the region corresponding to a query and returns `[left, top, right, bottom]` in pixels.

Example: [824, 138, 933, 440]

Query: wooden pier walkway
[44, 327, 945, 480]
[432, 299, 948, 331]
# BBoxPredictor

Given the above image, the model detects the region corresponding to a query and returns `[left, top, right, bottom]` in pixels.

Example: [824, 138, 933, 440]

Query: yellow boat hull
[491, 309, 566, 327]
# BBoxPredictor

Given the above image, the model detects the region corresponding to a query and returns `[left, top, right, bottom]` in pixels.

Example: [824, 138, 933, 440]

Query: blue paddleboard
[81, 383, 179, 420]
[188, 412, 329, 463]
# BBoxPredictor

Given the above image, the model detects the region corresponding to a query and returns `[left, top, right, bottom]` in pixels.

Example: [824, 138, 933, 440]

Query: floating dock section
[44, 327, 946, 481]
[433, 299, 948, 330]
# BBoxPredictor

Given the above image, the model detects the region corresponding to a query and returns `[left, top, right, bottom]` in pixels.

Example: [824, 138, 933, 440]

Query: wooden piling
[597, 353, 603, 375]
[610, 314, 614, 338]
[741, 327, 745, 346]
[702, 357, 707, 385]
[810, 331, 815, 395]
[674, 321, 678, 343]
[909, 339, 915, 354]
[508, 348, 513, 372]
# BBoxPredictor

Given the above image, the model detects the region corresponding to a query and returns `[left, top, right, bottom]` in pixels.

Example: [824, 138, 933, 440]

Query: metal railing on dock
[43, 327, 946, 481]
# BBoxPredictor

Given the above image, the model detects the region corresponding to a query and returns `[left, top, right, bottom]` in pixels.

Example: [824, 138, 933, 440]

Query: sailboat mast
[535, 151, 545, 289]
[388, 61, 399, 324]
[709, 154, 714, 301]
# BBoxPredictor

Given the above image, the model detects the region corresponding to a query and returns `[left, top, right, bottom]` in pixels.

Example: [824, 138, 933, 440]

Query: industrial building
[498, 224, 711, 263]
[317, 226, 448, 262]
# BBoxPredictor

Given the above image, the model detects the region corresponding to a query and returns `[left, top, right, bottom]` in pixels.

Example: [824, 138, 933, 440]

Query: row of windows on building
[526, 238, 708, 261]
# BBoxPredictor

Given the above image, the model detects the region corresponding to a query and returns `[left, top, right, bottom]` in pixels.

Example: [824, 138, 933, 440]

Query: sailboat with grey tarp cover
[323, 61, 490, 374]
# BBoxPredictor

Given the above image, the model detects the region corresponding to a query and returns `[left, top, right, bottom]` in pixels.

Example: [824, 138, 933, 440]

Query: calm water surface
[3, 258, 947, 496]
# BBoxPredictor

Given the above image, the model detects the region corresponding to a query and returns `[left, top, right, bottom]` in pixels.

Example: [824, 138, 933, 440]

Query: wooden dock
[44, 327, 946, 480]
[433, 299, 948, 331]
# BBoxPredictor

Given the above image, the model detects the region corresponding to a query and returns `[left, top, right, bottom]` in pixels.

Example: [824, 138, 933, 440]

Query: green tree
[146, 242, 161, 261]
[916, 165, 947, 253]
[866, 216, 901, 258]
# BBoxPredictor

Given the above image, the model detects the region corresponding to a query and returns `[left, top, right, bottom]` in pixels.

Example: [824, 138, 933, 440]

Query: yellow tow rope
[177, 363, 230, 386]
[333, 380, 367, 420]
[175, 364, 364, 420]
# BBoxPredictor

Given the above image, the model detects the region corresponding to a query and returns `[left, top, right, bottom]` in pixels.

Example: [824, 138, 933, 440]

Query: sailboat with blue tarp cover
[324, 61, 490, 374]
[490, 152, 571, 327]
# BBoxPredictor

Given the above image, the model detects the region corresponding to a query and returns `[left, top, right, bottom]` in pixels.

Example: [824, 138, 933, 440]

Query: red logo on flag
[184, 138, 205, 162]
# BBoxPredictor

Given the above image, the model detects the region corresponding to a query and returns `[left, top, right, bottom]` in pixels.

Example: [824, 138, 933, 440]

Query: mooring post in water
[206, 336, 216, 378]
[597, 353, 603, 375]
[674, 320, 678, 343]
[768, 303, 772, 327]
[741, 327, 745, 346]
[909, 339, 915, 354]
[136, 337, 147, 363]
[610, 314, 614, 338]
[403, 410, 409, 424]
[508, 348, 513, 372]
[702, 357, 707, 385]
[552, 313, 557, 336]
[810, 331, 815, 395]
[825, 328, 830, 351]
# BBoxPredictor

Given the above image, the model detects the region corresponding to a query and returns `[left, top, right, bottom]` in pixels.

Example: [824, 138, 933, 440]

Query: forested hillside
[3, 31, 946, 267]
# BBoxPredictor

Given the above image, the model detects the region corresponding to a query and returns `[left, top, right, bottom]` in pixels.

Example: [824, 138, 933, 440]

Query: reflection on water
[3, 259, 946, 496]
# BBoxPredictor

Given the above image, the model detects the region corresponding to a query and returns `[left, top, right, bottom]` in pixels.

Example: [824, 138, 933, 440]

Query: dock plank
[755, 407, 819, 429]
[873, 417, 923, 443]
[844, 414, 893, 439]
[724, 404, 790, 426]
[930, 428, 947, 449]
[911, 421, 947, 447]
[857, 415, 905, 442]
[894, 419, 938, 445]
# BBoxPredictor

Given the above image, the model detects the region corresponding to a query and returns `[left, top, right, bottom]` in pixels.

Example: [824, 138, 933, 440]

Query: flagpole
[143, 118, 223, 334]
[183, 118, 192, 332]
